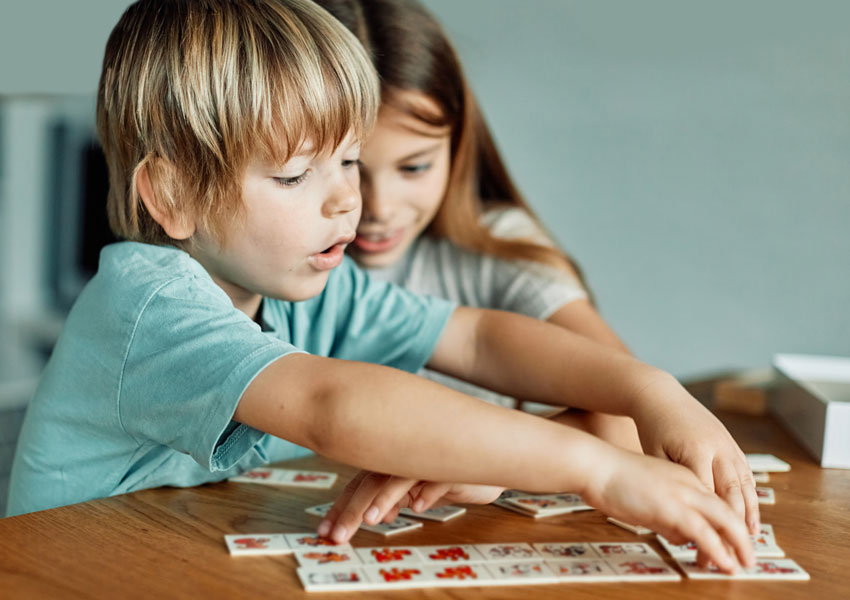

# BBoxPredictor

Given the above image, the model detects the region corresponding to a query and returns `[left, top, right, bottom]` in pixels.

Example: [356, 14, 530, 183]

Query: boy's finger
[412, 482, 452, 512]
[367, 476, 418, 522]
[678, 513, 737, 573]
[320, 471, 370, 535]
[327, 472, 390, 543]
[383, 505, 401, 523]
[695, 491, 755, 569]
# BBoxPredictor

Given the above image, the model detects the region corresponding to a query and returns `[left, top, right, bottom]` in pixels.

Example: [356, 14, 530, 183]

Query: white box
[771, 354, 850, 469]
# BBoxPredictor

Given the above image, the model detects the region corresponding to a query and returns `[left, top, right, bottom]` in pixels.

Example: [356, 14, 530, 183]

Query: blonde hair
[316, 0, 591, 291]
[97, 0, 379, 246]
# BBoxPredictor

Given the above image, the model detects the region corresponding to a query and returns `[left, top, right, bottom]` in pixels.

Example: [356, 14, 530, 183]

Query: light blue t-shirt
[7, 242, 454, 517]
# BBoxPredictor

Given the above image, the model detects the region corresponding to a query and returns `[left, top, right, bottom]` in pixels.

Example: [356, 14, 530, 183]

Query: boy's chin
[275, 272, 332, 302]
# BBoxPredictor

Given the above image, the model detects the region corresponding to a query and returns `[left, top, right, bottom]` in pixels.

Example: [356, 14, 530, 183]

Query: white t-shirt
[365, 207, 586, 408]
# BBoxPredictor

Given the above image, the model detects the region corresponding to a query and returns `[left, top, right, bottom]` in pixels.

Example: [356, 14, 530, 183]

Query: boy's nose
[323, 177, 359, 217]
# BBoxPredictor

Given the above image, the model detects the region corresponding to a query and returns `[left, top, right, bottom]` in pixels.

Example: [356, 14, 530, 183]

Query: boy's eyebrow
[396, 143, 443, 163]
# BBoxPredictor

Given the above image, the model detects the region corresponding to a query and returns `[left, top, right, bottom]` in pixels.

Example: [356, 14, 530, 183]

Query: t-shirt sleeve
[313, 257, 456, 372]
[478, 207, 588, 319]
[483, 254, 588, 320]
[117, 276, 300, 472]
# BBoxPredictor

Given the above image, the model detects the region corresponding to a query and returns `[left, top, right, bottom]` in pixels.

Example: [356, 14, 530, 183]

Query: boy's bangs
[247, 7, 379, 166]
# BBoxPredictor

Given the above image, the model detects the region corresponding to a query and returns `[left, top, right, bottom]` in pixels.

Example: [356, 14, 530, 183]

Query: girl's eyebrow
[396, 142, 443, 163]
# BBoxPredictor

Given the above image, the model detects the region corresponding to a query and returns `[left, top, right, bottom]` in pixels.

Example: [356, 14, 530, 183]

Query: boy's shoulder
[97, 241, 226, 295]
[75, 241, 233, 327]
[97, 241, 210, 287]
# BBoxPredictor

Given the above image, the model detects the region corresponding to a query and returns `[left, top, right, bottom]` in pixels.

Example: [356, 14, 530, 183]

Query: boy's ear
[135, 156, 196, 240]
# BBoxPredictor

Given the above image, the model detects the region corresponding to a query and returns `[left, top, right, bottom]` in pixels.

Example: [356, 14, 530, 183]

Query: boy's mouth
[309, 234, 354, 270]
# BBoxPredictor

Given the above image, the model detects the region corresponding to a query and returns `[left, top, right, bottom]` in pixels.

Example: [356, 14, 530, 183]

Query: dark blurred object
[47, 119, 115, 313]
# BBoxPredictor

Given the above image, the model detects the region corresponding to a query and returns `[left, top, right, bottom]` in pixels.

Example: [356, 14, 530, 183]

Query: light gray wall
[1, 1, 848, 378]
[423, 0, 850, 377]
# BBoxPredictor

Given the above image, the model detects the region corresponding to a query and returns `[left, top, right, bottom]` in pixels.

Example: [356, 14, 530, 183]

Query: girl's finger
[712, 456, 746, 522]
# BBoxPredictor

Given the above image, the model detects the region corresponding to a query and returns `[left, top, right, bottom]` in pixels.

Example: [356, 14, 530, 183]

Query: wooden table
[1, 408, 847, 598]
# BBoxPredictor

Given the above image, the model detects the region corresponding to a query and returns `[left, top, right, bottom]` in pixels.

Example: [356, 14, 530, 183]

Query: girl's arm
[546, 298, 630, 354]
[234, 349, 753, 572]
[541, 300, 642, 451]
[428, 306, 759, 530]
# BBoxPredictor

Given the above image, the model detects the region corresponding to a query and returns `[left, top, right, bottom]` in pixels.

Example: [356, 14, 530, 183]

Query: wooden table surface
[1, 407, 847, 598]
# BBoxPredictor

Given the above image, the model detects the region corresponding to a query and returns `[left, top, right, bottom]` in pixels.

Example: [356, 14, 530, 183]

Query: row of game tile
[225, 522, 784, 563]
[295, 541, 666, 569]
[225, 534, 664, 562]
[297, 556, 681, 592]
[297, 555, 809, 592]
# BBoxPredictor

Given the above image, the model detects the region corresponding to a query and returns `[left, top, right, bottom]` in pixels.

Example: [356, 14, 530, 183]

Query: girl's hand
[630, 374, 760, 534]
[583, 444, 756, 573]
[316, 470, 503, 543]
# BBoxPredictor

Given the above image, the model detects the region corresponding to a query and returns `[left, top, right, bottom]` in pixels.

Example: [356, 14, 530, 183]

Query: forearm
[430, 307, 677, 416]
[235, 353, 609, 494]
[546, 299, 631, 355]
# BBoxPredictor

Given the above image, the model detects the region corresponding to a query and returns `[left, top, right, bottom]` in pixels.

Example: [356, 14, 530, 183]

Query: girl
[319, 0, 634, 426]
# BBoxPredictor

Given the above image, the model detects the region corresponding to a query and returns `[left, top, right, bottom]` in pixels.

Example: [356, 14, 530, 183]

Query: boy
[9, 0, 755, 573]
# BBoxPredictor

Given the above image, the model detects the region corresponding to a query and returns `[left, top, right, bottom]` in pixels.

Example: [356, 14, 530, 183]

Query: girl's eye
[400, 163, 431, 175]
[342, 159, 359, 169]
[273, 172, 308, 187]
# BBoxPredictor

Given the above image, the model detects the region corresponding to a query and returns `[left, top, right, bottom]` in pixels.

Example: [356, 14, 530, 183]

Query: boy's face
[191, 133, 362, 314]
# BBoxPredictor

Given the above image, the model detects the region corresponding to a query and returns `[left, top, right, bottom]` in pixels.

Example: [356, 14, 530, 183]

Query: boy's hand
[317, 470, 503, 544]
[583, 445, 756, 573]
[630, 375, 760, 534]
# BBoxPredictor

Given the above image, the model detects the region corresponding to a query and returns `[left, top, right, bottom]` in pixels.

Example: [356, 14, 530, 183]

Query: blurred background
[1, 1, 849, 508]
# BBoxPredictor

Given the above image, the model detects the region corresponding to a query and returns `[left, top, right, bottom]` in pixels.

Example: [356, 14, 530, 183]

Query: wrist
[574, 438, 623, 506]
[558, 430, 619, 501]
[627, 369, 682, 420]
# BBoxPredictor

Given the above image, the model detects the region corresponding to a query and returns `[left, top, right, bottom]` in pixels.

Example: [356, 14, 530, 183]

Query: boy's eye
[400, 163, 431, 175]
[342, 159, 359, 169]
[273, 172, 308, 187]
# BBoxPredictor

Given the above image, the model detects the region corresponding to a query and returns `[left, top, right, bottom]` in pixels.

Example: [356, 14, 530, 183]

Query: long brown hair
[315, 0, 590, 288]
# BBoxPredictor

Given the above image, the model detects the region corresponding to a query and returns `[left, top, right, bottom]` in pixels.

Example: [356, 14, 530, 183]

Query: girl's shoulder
[479, 205, 555, 247]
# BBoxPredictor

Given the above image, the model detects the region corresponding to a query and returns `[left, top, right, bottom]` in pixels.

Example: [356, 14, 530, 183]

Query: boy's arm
[427, 307, 759, 531]
[234, 351, 752, 572]
[236, 352, 601, 490]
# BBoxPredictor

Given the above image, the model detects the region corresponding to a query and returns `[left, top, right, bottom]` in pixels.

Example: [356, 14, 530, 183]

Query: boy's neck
[209, 275, 264, 321]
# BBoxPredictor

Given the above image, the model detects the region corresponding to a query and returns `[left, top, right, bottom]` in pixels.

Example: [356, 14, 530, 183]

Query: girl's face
[349, 91, 451, 268]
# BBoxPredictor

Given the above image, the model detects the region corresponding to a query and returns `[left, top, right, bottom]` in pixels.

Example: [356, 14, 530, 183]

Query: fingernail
[317, 519, 331, 537]
[365, 506, 379, 523]
[413, 499, 424, 513]
[331, 525, 348, 544]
